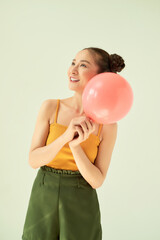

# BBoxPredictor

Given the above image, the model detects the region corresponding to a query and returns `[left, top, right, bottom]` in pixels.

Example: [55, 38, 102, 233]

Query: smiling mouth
[70, 77, 80, 82]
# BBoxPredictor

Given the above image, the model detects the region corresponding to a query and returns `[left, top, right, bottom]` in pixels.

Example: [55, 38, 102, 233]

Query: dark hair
[82, 47, 125, 74]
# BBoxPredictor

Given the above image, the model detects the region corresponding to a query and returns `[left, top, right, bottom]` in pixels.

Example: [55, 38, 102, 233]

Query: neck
[69, 93, 84, 115]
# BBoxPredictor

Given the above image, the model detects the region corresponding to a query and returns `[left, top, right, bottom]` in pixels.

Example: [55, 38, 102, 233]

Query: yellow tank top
[45, 99, 103, 171]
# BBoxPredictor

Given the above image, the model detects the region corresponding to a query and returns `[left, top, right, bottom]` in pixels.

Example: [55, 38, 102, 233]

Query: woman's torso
[44, 98, 103, 171]
[49, 97, 103, 142]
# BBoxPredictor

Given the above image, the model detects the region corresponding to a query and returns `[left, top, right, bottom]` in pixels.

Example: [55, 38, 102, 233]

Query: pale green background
[0, 0, 159, 239]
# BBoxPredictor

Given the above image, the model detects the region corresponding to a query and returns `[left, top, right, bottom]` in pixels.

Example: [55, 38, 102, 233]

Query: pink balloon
[82, 72, 134, 124]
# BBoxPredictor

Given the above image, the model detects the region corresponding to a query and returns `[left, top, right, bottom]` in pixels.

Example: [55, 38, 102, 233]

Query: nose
[71, 65, 78, 74]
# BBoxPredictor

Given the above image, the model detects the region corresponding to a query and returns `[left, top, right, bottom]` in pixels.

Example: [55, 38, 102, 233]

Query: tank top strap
[97, 124, 103, 138]
[54, 99, 60, 123]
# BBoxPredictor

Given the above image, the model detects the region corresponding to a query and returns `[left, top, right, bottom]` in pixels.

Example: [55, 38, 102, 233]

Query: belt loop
[42, 172, 45, 185]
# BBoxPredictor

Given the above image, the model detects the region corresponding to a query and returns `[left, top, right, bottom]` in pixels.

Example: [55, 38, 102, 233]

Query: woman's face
[67, 50, 100, 93]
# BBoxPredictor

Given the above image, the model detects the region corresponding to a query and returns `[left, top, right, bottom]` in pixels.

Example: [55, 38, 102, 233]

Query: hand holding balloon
[67, 116, 96, 148]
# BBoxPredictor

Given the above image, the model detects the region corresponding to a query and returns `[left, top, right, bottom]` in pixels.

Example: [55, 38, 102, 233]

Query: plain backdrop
[0, 0, 160, 239]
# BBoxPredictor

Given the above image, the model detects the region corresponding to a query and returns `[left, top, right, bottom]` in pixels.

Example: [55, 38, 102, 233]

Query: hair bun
[109, 54, 125, 73]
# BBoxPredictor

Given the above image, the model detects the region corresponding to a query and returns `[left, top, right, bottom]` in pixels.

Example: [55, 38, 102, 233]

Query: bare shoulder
[40, 98, 57, 119]
[102, 122, 118, 140]
[42, 98, 57, 109]
[100, 122, 118, 147]
[99, 122, 118, 160]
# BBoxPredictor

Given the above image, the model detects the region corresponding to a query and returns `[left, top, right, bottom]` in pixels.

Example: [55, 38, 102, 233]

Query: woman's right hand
[63, 115, 90, 143]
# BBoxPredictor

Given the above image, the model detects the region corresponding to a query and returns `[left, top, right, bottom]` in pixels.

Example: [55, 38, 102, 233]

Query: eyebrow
[72, 59, 91, 65]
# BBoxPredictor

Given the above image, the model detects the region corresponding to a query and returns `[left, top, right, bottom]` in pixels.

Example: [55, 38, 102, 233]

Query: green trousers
[22, 165, 102, 240]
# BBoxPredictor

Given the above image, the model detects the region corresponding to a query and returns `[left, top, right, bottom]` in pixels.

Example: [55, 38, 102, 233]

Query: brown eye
[80, 64, 87, 67]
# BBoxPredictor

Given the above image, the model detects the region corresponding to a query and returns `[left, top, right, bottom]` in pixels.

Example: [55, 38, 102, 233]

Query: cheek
[82, 69, 92, 76]
[83, 71, 97, 79]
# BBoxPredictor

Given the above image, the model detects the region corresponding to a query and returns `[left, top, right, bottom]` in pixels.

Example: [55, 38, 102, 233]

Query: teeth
[71, 77, 79, 81]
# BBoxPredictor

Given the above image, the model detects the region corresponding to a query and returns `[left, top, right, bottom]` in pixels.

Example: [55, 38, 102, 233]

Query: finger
[86, 119, 92, 128]
[75, 126, 84, 139]
[80, 121, 89, 131]
[74, 116, 86, 124]
[79, 122, 89, 139]
[80, 112, 86, 116]
[88, 118, 95, 126]
[74, 124, 84, 132]
[85, 119, 95, 132]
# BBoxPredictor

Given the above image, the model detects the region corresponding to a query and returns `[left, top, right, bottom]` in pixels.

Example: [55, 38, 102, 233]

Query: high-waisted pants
[22, 165, 102, 240]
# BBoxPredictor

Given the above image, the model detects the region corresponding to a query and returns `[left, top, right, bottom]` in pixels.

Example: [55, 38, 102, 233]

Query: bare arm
[69, 122, 118, 189]
[69, 144, 103, 189]
[28, 99, 68, 169]
[29, 134, 68, 169]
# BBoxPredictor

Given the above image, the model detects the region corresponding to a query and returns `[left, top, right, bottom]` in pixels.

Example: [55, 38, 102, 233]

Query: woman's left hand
[68, 116, 96, 148]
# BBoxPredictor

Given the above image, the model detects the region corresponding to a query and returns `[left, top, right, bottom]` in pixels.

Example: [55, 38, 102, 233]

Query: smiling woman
[22, 47, 125, 240]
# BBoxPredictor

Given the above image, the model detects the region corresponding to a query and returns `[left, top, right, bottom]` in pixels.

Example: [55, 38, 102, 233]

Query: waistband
[40, 165, 81, 176]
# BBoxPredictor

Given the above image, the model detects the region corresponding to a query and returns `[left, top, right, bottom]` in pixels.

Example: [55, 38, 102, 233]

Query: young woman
[22, 47, 125, 240]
